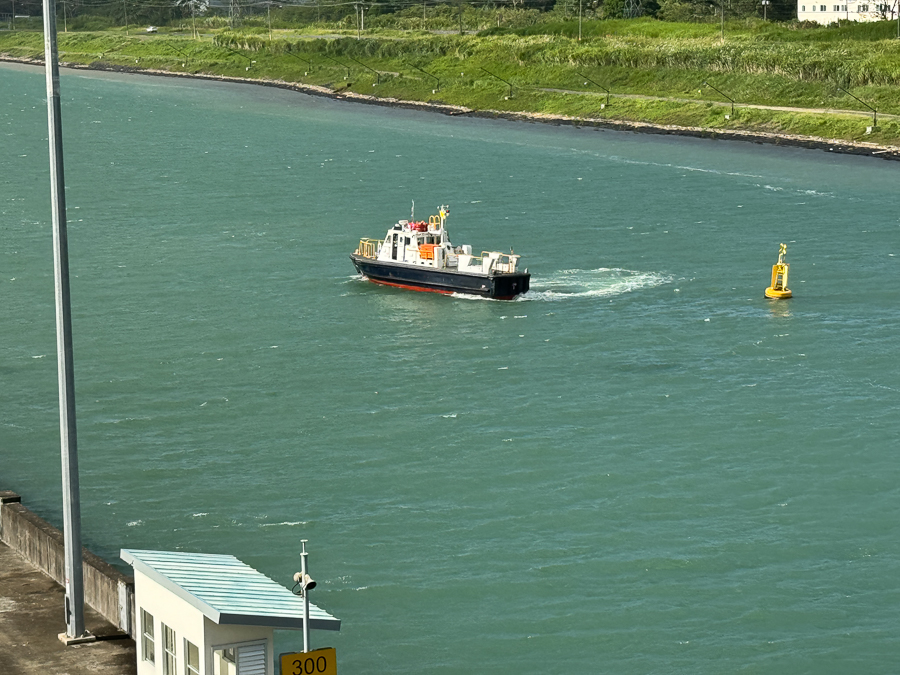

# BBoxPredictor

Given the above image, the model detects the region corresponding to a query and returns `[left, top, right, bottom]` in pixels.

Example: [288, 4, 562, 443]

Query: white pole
[42, 0, 86, 640]
[301, 540, 311, 653]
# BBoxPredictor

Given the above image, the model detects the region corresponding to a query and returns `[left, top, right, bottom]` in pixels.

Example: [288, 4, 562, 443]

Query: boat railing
[481, 252, 519, 274]
[356, 238, 383, 258]
[457, 254, 482, 271]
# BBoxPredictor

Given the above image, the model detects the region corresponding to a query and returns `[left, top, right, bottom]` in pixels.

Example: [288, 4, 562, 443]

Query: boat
[350, 205, 530, 300]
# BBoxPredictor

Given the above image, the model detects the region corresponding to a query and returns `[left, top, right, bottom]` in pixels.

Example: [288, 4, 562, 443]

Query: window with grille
[162, 624, 177, 675]
[185, 640, 200, 675]
[141, 609, 155, 664]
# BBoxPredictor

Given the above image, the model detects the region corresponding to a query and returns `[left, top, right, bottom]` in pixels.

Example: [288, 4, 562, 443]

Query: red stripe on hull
[367, 278, 456, 296]
[365, 278, 517, 300]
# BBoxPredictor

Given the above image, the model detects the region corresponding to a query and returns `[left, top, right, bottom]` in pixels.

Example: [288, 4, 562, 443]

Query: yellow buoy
[765, 243, 792, 299]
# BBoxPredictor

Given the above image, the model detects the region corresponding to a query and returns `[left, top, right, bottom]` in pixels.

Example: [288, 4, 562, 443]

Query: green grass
[2, 24, 898, 147]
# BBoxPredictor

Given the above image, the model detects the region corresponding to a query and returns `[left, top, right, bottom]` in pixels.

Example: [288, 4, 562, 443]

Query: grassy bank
[2, 21, 899, 148]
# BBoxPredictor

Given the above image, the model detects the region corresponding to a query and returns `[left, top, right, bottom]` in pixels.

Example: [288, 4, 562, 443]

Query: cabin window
[141, 609, 155, 664]
[819, 4, 825, 8]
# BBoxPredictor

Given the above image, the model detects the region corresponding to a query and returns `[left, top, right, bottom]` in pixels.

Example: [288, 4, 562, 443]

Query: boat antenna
[411, 200, 415, 221]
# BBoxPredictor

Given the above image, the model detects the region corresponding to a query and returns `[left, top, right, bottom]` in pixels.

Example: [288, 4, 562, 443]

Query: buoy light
[765, 243, 792, 299]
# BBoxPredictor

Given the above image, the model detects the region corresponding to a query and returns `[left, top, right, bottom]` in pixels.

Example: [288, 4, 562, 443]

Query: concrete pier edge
[0, 490, 134, 639]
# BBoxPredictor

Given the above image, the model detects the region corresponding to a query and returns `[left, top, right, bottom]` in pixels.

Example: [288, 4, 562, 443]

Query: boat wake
[522, 268, 672, 301]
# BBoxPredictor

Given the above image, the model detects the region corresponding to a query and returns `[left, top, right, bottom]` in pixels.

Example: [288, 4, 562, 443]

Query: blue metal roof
[121, 549, 340, 631]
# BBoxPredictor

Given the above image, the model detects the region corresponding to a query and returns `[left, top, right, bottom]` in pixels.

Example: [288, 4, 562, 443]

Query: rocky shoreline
[5, 55, 900, 162]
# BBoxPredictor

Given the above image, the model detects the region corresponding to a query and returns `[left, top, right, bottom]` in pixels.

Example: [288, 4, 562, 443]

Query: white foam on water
[521, 268, 673, 302]
[449, 292, 498, 301]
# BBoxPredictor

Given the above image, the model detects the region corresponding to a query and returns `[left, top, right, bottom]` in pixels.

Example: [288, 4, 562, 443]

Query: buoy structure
[765, 243, 792, 299]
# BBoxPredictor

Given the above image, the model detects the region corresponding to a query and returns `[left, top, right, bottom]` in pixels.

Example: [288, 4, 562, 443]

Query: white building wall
[797, 0, 897, 24]
[134, 570, 207, 675]
[133, 571, 277, 675]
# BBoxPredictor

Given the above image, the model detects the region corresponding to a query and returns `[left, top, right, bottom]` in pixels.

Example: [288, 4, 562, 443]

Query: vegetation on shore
[2, 16, 899, 147]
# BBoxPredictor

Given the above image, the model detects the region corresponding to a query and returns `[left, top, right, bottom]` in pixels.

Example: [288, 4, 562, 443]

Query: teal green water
[2, 62, 899, 674]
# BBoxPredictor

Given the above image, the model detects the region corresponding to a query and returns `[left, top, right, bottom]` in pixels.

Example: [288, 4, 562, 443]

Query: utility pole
[230, 0, 241, 29]
[41, 0, 87, 642]
[123, 0, 128, 35]
[301, 541, 311, 652]
[720, 0, 725, 41]
[458, 0, 463, 35]
[578, 0, 582, 41]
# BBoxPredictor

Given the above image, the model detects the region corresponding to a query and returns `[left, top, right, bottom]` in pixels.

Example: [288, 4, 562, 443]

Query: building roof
[121, 549, 340, 631]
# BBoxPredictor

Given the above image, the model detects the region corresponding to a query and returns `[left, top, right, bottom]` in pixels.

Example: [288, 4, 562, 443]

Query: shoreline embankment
[4, 55, 900, 162]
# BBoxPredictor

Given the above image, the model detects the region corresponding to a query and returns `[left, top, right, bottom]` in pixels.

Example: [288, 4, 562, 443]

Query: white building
[797, 0, 897, 24]
[121, 549, 340, 675]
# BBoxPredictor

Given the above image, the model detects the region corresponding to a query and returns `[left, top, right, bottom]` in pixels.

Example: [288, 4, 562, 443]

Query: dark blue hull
[351, 255, 530, 300]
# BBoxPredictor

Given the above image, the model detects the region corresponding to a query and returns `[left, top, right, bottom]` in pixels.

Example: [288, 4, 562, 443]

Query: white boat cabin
[355, 208, 522, 275]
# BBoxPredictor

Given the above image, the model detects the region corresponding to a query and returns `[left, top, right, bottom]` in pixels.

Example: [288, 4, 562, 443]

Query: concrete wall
[0, 490, 135, 638]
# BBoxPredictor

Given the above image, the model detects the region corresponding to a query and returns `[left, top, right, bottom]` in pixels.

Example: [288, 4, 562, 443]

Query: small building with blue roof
[121, 549, 340, 675]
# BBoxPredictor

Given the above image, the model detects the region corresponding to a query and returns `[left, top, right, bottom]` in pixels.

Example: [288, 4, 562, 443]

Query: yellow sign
[280, 648, 337, 675]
